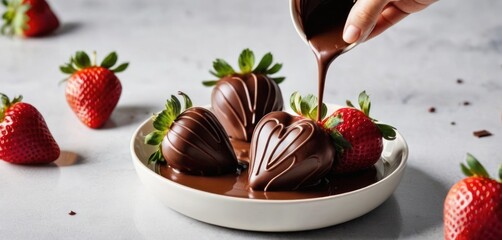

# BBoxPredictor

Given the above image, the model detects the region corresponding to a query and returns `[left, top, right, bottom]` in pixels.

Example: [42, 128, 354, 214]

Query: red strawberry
[248, 92, 336, 191]
[203, 49, 285, 142]
[0, 94, 60, 164]
[444, 154, 502, 239]
[1, 0, 59, 37]
[322, 91, 396, 174]
[60, 51, 129, 129]
[145, 92, 238, 176]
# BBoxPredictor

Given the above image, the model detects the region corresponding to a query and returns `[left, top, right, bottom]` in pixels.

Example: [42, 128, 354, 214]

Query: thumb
[343, 0, 391, 43]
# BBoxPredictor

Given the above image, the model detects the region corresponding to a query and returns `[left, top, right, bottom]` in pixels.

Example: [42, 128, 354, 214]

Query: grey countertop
[1, 0, 501, 239]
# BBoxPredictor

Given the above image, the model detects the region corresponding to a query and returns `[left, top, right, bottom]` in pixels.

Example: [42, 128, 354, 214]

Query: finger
[366, 0, 438, 40]
[393, 0, 438, 14]
[343, 0, 392, 43]
[366, 4, 409, 40]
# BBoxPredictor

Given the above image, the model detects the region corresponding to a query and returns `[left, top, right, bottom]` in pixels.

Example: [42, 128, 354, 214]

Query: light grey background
[1, 0, 501, 239]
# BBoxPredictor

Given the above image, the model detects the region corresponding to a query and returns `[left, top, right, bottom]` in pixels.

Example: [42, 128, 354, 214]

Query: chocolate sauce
[230, 138, 251, 163]
[295, 0, 355, 121]
[159, 163, 379, 200]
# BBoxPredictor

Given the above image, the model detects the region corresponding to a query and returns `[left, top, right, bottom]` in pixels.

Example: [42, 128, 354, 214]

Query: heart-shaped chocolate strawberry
[145, 92, 238, 176]
[248, 111, 335, 191]
[203, 49, 285, 142]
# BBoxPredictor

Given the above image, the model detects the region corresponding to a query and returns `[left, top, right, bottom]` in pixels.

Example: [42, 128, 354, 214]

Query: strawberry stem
[60, 51, 129, 80]
[204, 48, 285, 86]
[0, 93, 22, 121]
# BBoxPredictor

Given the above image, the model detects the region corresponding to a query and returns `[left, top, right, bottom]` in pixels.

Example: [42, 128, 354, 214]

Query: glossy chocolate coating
[211, 73, 284, 142]
[248, 111, 335, 191]
[294, 0, 354, 121]
[161, 107, 238, 175]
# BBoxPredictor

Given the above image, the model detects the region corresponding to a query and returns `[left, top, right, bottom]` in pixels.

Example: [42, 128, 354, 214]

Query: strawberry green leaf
[272, 77, 285, 84]
[74, 51, 91, 69]
[358, 91, 371, 116]
[499, 164, 502, 182]
[145, 92, 194, 165]
[461, 163, 473, 177]
[212, 59, 235, 78]
[1, 0, 7, 7]
[238, 48, 255, 73]
[346, 100, 355, 108]
[148, 146, 165, 164]
[145, 130, 165, 145]
[254, 52, 273, 73]
[290, 91, 302, 115]
[111, 62, 129, 73]
[377, 123, 396, 140]
[101, 52, 118, 69]
[323, 115, 342, 129]
[178, 91, 193, 109]
[204, 49, 284, 86]
[0, 93, 22, 121]
[266, 63, 283, 75]
[290, 92, 326, 121]
[465, 153, 490, 178]
[60, 65, 76, 74]
[202, 80, 218, 86]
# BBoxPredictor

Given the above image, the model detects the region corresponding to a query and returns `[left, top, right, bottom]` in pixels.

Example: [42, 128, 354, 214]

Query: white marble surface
[1, 0, 501, 239]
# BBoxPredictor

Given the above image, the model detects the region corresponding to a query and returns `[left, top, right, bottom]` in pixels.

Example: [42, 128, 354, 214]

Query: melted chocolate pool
[159, 163, 379, 200]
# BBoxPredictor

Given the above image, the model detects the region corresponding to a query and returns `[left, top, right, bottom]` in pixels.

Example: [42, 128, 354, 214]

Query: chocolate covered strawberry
[0, 94, 60, 164]
[323, 91, 396, 174]
[145, 92, 238, 176]
[248, 92, 339, 191]
[60, 51, 128, 129]
[444, 154, 502, 239]
[203, 49, 285, 142]
[1, 0, 59, 37]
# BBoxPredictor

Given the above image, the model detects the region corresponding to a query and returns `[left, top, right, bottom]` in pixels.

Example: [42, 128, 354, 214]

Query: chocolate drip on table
[295, 0, 355, 121]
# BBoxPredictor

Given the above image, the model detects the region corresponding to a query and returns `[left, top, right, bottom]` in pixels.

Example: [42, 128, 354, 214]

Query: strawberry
[145, 92, 238, 176]
[322, 91, 396, 174]
[1, 0, 59, 37]
[444, 154, 502, 239]
[248, 92, 338, 191]
[60, 51, 128, 129]
[203, 49, 285, 142]
[0, 94, 60, 164]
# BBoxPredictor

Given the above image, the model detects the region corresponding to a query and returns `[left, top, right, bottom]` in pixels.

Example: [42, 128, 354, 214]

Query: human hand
[343, 0, 438, 43]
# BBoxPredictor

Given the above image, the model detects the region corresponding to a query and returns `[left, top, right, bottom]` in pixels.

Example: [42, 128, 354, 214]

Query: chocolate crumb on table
[473, 130, 493, 138]
[456, 78, 464, 84]
[428, 107, 436, 113]
[68, 211, 76, 216]
[463, 101, 470, 106]
[451, 121, 456, 125]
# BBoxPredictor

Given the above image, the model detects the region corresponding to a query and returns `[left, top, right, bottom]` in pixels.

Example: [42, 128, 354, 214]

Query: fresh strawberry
[60, 51, 128, 129]
[145, 92, 238, 176]
[248, 92, 338, 191]
[1, 0, 59, 37]
[0, 94, 60, 164]
[444, 154, 502, 239]
[322, 91, 396, 174]
[203, 49, 285, 142]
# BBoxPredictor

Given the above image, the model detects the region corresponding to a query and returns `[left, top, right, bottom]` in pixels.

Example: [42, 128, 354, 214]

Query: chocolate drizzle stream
[295, 0, 355, 121]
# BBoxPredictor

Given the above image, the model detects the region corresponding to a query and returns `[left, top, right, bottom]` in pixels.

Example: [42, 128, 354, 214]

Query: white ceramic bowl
[131, 106, 408, 232]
